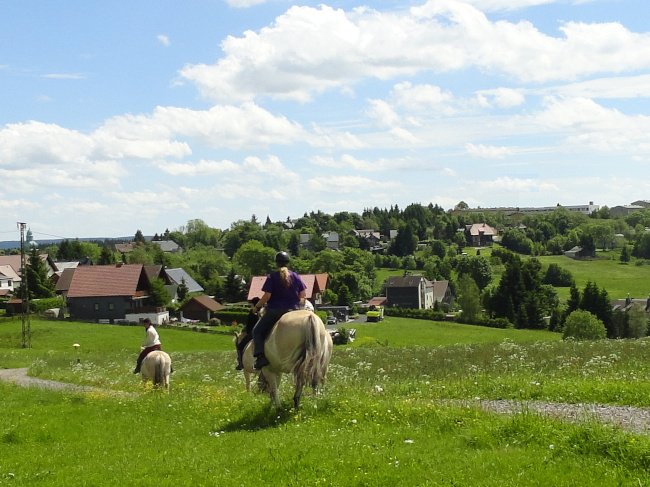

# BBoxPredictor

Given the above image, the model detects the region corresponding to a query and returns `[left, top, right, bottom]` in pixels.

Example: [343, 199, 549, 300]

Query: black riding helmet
[275, 251, 290, 266]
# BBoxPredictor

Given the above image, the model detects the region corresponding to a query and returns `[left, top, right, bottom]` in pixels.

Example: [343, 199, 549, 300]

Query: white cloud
[532, 97, 650, 156]
[307, 175, 401, 194]
[157, 34, 170, 47]
[459, 0, 561, 12]
[366, 99, 401, 128]
[42, 73, 86, 80]
[153, 158, 240, 176]
[466, 143, 515, 158]
[225, 0, 268, 7]
[475, 88, 525, 108]
[487, 176, 559, 192]
[541, 74, 650, 99]
[180, 2, 650, 102]
[391, 82, 454, 113]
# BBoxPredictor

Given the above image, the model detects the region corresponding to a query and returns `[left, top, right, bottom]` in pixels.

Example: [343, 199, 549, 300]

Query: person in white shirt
[133, 318, 162, 374]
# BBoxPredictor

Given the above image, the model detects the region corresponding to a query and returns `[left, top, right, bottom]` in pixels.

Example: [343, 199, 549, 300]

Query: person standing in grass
[251, 251, 306, 370]
[133, 318, 162, 374]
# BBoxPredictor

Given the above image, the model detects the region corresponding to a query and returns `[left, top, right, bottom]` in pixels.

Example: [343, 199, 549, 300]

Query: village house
[65, 263, 169, 324]
[465, 223, 498, 247]
[179, 295, 224, 322]
[384, 275, 452, 309]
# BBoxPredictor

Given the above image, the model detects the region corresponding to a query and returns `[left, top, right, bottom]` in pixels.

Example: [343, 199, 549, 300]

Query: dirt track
[0, 368, 126, 395]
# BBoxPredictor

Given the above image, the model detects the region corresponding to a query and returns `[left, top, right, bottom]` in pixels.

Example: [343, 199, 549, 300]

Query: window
[108, 303, 115, 311]
[94, 303, 100, 311]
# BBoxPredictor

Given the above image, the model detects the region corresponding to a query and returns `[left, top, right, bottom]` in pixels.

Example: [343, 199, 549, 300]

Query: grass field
[2, 317, 650, 485]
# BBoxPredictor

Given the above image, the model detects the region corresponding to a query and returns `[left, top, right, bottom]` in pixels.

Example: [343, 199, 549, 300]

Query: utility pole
[17, 222, 30, 348]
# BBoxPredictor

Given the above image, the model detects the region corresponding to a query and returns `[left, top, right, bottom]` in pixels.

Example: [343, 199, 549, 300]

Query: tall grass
[1, 318, 650, 485]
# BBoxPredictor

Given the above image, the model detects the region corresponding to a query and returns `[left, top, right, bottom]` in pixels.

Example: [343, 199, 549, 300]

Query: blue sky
[1, 0, 649, 240]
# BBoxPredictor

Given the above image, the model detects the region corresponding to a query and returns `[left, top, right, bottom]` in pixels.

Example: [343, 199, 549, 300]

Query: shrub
[30, 296, 65, 313]
[384, 307, 446, 321]
[332, 327, 350, 345]
[562, 310, 606, 340]
[212, 310, 248, 325]
[543, 263, 574, 287]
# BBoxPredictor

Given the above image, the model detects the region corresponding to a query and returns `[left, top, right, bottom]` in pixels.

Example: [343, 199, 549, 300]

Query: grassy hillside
[1, 318, 650, 485]
[538, 253, 650, 301]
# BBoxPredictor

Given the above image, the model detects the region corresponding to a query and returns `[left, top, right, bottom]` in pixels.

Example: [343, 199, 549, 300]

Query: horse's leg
[293, 376, 305, 409]
[244, 370, 251, 392]
[263, 370, 282, 408]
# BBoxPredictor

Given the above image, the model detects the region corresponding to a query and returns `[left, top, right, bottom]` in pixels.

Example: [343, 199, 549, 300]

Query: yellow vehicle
[366, 305, 384, 322]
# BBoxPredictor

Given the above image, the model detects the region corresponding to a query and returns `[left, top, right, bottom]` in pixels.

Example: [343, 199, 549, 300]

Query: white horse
[236, 310, 333, 408]
[140, 350, 172, 390]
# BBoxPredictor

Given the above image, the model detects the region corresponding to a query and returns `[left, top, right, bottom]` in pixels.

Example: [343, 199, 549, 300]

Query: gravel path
[0, 368, 130, 396]
[456, 399, 650, 435]
[1, 368, 649, 434]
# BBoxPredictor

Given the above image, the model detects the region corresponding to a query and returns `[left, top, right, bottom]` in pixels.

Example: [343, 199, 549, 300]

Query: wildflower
[404, 439, 414, 444]
[374, 385, 384, 393]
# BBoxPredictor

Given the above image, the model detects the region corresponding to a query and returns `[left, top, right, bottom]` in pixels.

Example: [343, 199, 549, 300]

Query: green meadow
[2, 317, 650, 486]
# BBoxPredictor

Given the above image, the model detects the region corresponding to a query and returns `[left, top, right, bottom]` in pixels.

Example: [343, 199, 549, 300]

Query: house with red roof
[247, 273, 329, 306]
[66, 263, 167, 323]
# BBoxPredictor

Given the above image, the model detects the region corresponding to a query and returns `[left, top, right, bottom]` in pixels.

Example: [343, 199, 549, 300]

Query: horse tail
[294, 313, 328, 389]
[154, 356, 163, 386]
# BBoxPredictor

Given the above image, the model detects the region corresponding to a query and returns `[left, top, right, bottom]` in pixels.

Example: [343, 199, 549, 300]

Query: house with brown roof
[465, 223, 497, 247]
[179, 295, 225, 322]
[247, 273, 329, 306]
[65, 264, 168, 323]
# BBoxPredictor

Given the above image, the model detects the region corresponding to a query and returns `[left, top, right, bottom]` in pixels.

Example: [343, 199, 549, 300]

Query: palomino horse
[235, 310, 333, 408]
[140, 350, 172, 390]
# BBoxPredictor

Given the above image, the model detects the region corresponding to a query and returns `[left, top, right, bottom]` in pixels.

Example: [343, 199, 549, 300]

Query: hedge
[212, 309, 329, 326]
[384, 307, 446, 321]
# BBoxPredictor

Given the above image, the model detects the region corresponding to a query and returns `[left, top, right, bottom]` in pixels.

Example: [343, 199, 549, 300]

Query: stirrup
[254, 356, 269, 369]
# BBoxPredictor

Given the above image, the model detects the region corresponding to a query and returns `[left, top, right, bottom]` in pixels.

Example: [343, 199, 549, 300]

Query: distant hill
[0, 237, 137, 251]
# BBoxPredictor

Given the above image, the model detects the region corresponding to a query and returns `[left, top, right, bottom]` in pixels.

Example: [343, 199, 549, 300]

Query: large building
[456, 202, 599, 216]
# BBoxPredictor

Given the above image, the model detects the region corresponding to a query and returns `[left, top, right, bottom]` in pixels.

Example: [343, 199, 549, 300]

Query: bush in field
[543, 263, 574, 287]
[562, 310, 606, 340]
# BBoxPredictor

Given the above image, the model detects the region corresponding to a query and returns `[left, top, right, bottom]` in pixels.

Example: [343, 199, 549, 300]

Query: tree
[457, 274, 481, 323]
[177, 277, 189, 302]
[620, 245, 631, 263]
[456, 255, 492, 290]
[98, 246, 115, 265]
[26, 247, 54, 299]
[580, 281, 613, 337]
[337, 284, 352, 307]
[148, 278, 170, 307]
[233, 240, 276, 280]
[562, 310, 606, 340]
[389, 222, 417, 257]
[134, 229, 146, 244]
[223, 268, 244, 303]
[543, 263, 574, 287]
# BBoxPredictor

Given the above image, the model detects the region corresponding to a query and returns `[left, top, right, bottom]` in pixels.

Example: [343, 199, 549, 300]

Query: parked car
[327, 316, 337, 325]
